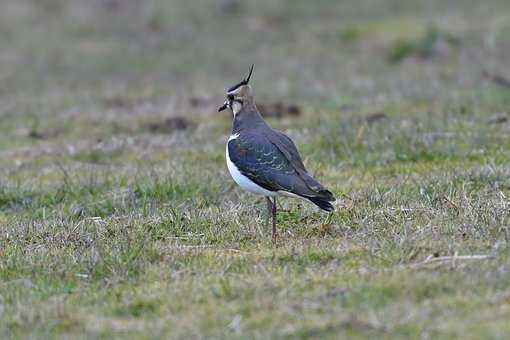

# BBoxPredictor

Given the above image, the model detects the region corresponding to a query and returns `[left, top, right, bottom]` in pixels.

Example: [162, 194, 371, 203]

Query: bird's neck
[231, 102, 267, 135]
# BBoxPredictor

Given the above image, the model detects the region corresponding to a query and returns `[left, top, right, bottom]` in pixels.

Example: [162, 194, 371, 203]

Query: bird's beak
[218, 101, 228, 112]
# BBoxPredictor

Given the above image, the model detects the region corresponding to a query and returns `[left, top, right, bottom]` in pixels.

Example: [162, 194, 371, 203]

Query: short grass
[1, 0, 510, 338]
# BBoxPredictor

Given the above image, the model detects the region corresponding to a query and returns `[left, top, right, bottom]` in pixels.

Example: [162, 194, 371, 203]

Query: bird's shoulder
[227, 130, 292, 172]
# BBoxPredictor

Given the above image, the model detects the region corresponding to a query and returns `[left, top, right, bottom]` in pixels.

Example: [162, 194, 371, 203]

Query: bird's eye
[227, 94, 234, 101]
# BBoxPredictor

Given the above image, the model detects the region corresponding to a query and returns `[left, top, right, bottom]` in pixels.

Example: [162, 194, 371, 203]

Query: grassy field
[1, 0, 510, 338]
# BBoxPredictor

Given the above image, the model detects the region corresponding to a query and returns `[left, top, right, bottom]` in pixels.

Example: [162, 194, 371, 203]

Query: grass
[1, 0, 510, 338]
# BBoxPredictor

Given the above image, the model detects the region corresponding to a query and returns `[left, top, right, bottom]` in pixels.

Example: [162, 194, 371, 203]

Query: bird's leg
[272, 197, 277, 243]
[265, 196, 272, 228]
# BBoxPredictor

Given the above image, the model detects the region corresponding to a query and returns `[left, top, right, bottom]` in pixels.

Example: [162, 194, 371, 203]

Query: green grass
[1, 0, 510, 338]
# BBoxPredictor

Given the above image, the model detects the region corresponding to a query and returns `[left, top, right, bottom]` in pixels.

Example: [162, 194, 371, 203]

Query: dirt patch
[103, 95, 138, 109]
[487, 112, 508, 124]
[189, 96, 214, 109]
[15, 127, 63, 140]
[257, 102, 301, 118]
[483, 70, 510, 88]
[365, 112, 387, 124]
[219, 0, 242, 14]
[144, 117, 191, 134]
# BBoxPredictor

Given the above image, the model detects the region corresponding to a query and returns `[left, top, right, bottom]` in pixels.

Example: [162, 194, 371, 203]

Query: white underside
[226, 134, 309, 200]
[226, 134, 277, 197]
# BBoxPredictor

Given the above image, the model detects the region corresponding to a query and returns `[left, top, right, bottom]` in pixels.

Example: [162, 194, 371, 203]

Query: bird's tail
[307, 190, 335, 212]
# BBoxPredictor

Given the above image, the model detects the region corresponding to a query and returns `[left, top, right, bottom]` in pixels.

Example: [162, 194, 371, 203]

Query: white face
[218, 85, 250, 115]
[219, 93, 242, 114]
[231, 100, 243, 116]
[225, 92, 244, 116]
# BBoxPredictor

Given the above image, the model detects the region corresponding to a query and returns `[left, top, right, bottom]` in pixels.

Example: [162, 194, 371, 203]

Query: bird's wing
[228, 132, 318, 196]
[269, 129, 307, 171]
[264, 129, 333, 197]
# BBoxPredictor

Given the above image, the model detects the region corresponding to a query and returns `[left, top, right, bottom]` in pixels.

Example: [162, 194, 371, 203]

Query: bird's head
[218, 64, 254, 116]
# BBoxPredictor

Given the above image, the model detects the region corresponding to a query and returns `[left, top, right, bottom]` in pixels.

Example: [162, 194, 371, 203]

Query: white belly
[226, 134, 277, 197]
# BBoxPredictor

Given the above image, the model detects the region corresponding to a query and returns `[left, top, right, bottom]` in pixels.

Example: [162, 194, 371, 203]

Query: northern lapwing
[219, 65, 335, 242]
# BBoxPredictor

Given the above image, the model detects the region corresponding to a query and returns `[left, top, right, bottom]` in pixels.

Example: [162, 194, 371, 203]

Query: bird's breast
[225, 134, 276, 196]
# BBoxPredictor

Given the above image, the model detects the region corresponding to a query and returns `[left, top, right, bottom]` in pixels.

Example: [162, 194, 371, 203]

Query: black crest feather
[227, 64, 254, 92]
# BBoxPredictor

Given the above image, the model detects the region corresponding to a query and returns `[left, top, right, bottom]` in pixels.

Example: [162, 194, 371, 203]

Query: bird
[219, 65, 335, 242]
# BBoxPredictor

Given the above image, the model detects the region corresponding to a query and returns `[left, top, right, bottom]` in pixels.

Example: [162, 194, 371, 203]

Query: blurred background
[1, 0, 509, 145]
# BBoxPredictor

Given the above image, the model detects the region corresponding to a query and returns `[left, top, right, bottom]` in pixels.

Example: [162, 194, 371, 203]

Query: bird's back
[228, 123, 335, 210]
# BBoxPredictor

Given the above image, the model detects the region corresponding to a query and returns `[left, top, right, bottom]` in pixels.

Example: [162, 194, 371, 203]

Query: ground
[1, 0, 510, 338]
